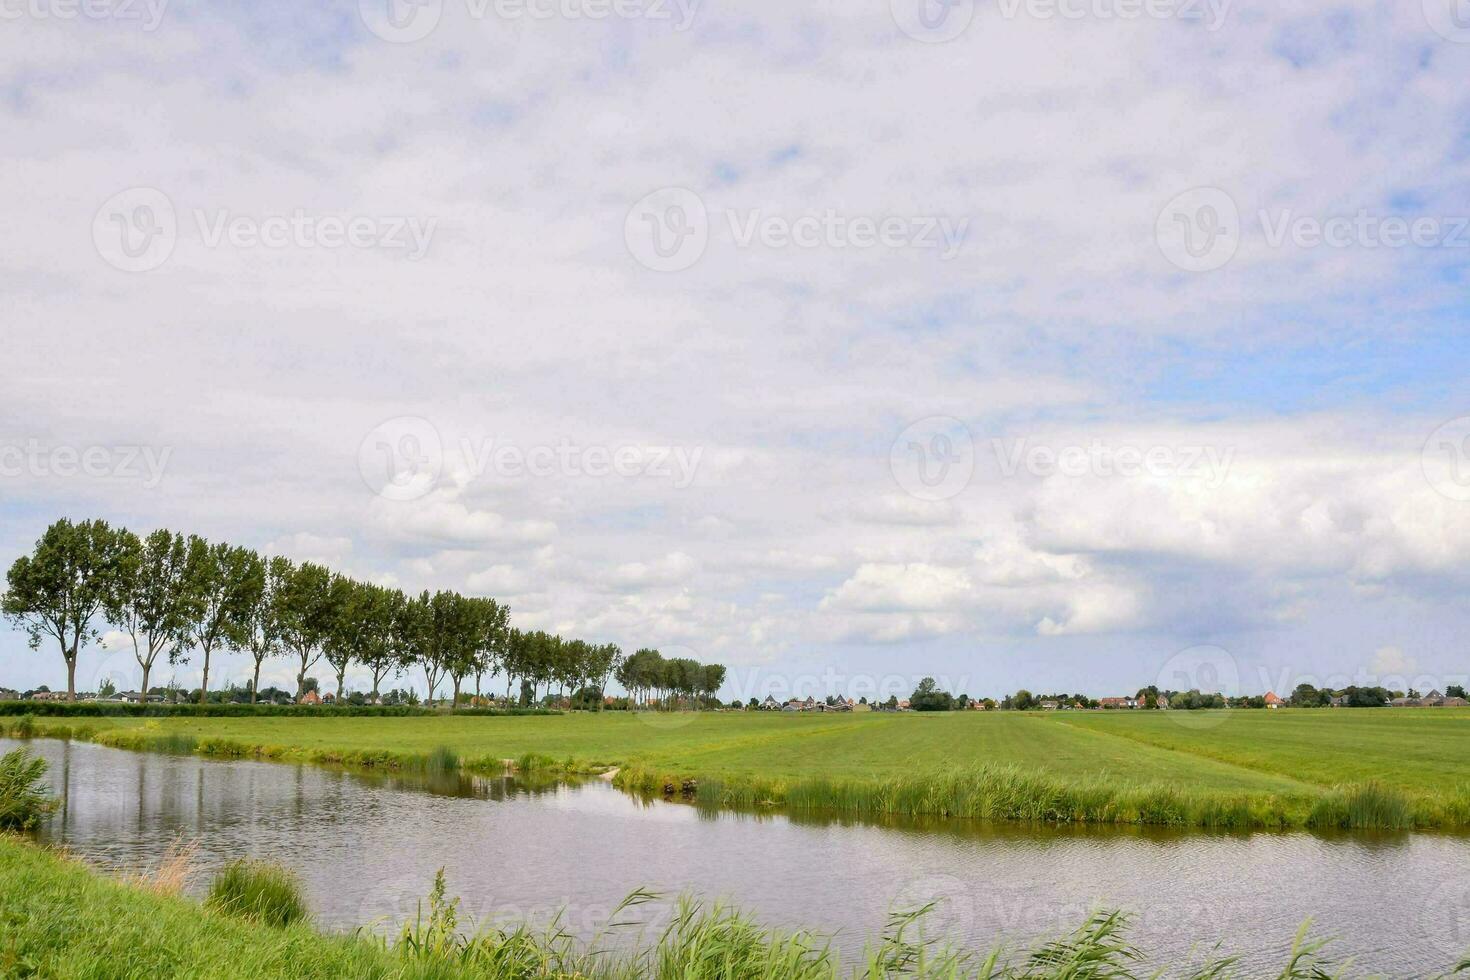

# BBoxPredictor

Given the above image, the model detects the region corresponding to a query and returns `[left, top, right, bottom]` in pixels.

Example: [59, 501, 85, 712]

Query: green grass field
[11, 708, 1470, 829]
[0, 836, 418, 979]
[1050, 708, 1470, 794]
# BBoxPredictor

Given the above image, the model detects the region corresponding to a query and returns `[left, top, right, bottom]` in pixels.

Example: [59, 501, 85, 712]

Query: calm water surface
[9, 737, 1470, 976]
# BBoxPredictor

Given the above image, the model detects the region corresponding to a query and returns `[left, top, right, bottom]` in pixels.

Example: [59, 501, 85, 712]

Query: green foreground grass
[0, 836, 420, 979]
[2, 835, 1461, 979]
[8, 707, 1470, 831]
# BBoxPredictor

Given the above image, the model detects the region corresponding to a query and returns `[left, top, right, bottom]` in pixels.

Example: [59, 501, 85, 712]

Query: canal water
[7, 737, 1469, 976]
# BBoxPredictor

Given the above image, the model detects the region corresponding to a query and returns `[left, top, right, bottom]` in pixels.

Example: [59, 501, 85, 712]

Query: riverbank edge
[0, 835, 420, 978]
[613, 762, 1470, 833]
[2, 718, 612, 779]
[7, 717, 1468, 833]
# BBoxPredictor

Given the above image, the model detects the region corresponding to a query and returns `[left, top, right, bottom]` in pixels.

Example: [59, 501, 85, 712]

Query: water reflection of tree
[666, 789, 1421, 852]
[341, 767, 586, 803]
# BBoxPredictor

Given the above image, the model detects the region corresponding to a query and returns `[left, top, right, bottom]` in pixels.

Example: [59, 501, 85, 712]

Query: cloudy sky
[3, 0, 1470, 701]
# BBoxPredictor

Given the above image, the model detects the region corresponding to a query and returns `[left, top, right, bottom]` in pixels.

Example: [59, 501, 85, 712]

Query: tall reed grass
[618, 763, 1437, 832]
[0, 747, 56, 830]
[409, 745, 461, 777]
[205, 858, 311, 928]
[131, 837, 199, 896]
[369, 869, 1377, 979]
[1307, 781, 1415, 831]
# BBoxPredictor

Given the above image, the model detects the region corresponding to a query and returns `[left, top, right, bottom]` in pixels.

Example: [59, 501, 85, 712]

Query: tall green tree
[558, 638, 591, 702]
[106, 529, 193, 702]
[273, 560, 334, 700]
[700, 663, 726, 706]
[323, 575, 371, 704]
[616, 647, 664, 709]
[182, 537, 256, 704]
[443, 593, 486, 708]
[358, 585, 406, 704]
[524, 631, 558, 704]
[613, 649, 637, 705]
[590, 643, 622, 705]
[664, 657, 702, 708]
[229, 550, 276, 704]
[502, 627, 528, 700]
[3, 518, 129, 701]
[415, 590, 451, 706]
[470, 596, 508, 702]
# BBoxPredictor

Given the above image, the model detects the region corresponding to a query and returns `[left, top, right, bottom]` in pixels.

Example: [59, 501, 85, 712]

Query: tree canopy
[3, 517, 727, 708]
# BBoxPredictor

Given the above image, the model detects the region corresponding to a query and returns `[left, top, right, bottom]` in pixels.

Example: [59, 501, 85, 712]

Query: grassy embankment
[0, 834, 1450, 979]
[7, 708, 1470, 832]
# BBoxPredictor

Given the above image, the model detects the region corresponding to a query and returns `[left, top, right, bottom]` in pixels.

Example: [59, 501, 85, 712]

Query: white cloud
[366, 491, 557, 549]
[2, 2, 1469, 693]
[465, 564, 528, 595]
[608, 552, 698, 590]
[822, 563, 973, 613]
[264, 532, 353, 568]
[848, 495, 960, 527]
[1370, 646, 1417, 677]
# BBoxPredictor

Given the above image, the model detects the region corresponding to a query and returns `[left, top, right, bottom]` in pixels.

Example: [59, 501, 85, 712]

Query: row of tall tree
[615, 648, 726, 706]
[2, 519, 724, 707]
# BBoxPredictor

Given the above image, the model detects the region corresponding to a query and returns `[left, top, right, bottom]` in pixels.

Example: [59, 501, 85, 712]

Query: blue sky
[3, 0, 1470, 701]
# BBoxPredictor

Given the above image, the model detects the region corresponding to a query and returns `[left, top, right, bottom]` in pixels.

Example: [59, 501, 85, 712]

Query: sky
[3, 0, 1470, 703]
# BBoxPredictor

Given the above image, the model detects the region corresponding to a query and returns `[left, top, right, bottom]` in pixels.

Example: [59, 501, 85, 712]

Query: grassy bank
[0, 836, 429, 978]
[0, 835, 1456, 978]
[619, 761, 1470, 832]
[0, 718, 607, 780]
[7, 708, 1470, 832]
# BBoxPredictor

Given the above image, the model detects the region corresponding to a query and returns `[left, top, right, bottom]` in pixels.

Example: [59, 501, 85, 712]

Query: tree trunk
[66, 655, 77, 701]
[251, 660, 262, 704]
[336, 672, 346, 704]
[198, 645, 212, 705]
[140, 664, 151, 706]
[452, 677, 462, 709]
